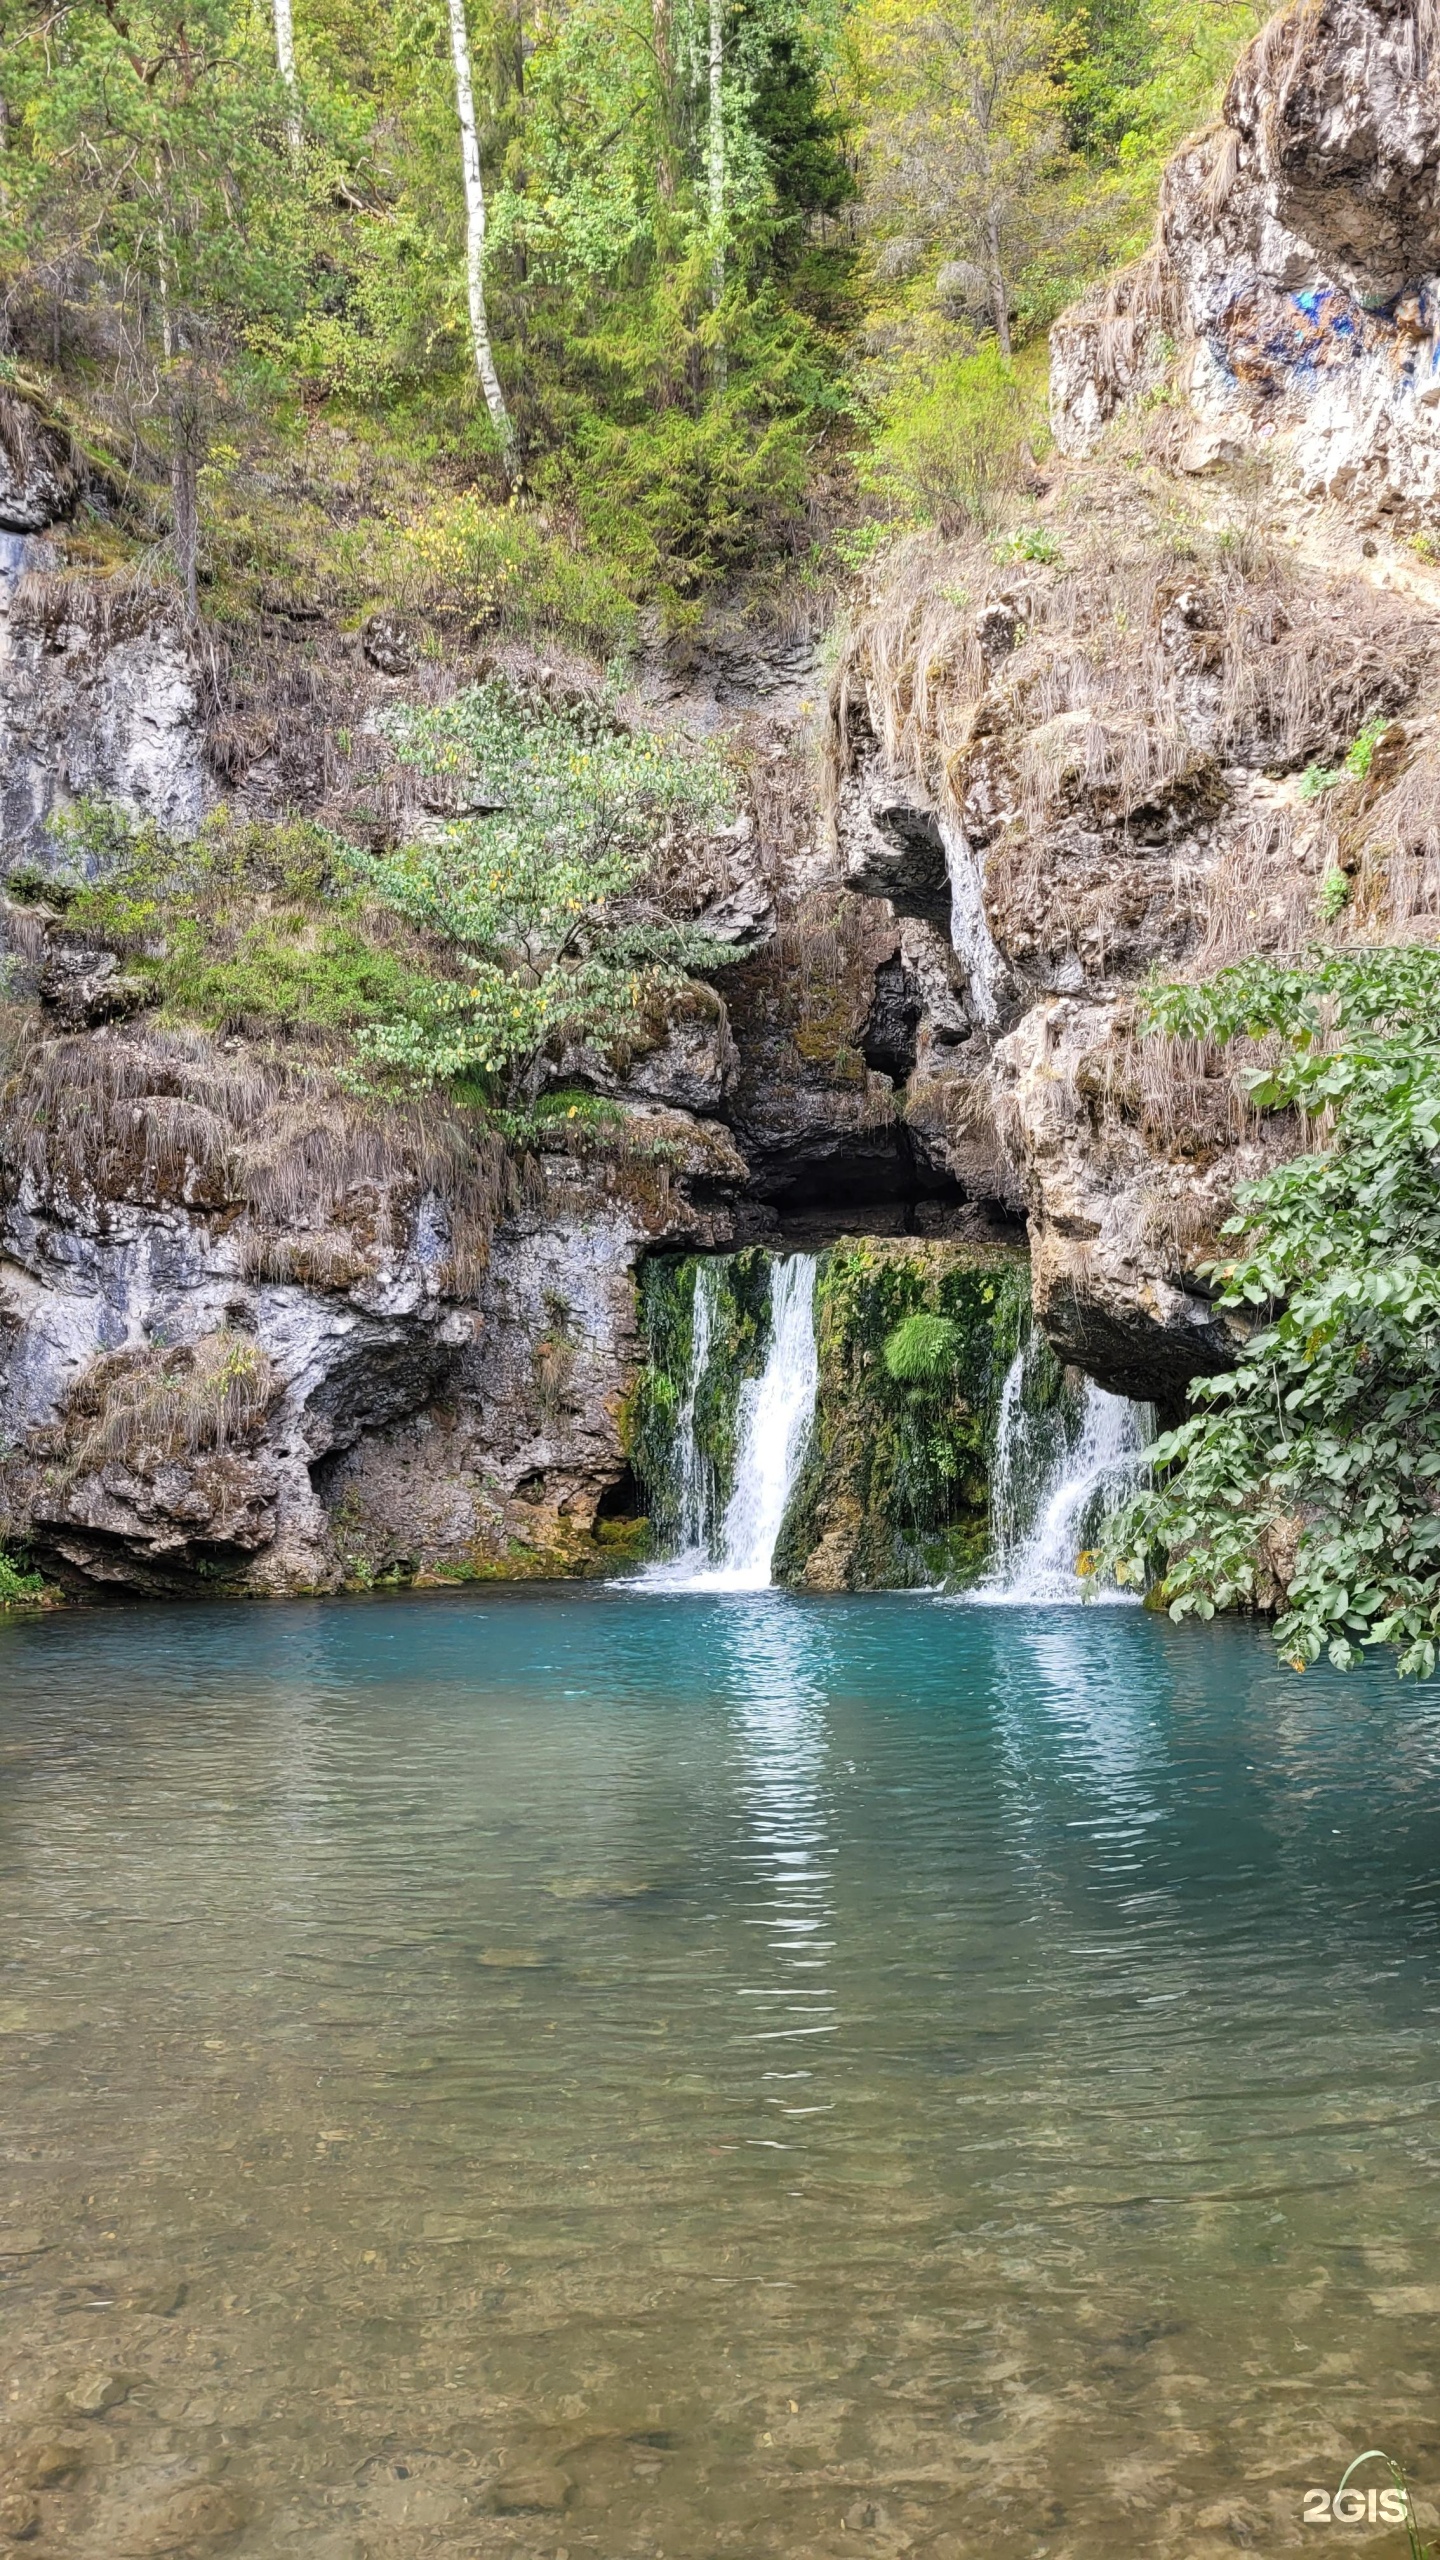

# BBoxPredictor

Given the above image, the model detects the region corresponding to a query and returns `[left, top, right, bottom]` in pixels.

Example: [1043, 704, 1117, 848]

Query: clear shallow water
[1, 1593, 1439, 2560]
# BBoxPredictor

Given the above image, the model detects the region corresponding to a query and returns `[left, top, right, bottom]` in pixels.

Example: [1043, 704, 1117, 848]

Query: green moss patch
[775, 1238, 1030, 1589]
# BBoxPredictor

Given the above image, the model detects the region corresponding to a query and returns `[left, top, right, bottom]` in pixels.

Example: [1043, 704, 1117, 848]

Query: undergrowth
[0, 1546, 48, 1607]
[61, 1332, 278, 1474]
[1100, 945, 1440, 1675]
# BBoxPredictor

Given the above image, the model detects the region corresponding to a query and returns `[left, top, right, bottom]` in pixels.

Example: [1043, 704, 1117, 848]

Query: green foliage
[1301, 716, 1392, 802]
[399, 492, 640, 656]
[859, 348, 1037, 534]
[1100, 946, 1440, 1675]
[1299, 758, 1342, 801]
[1317, 866, 1352, 922]
[630, 1251, 775, 1545]
[1345, 716, 1391, 781]
[63, 811, 437, 1039]
[775, 1242, 1029, 1585]
[882, 1310, 964, 1383]
[350, 676, 737, 1096]
[997, 521, 1060, 564]
[0, 1547, 48, 1609]
[58, 674, 735, 1114]
[555, 368, 835, 592]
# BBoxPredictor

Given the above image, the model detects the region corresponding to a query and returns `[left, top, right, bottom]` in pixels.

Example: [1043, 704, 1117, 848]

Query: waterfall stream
[667, 1256, 721, 1559]
[978, 1332, 1150, 1604]
[643, 1253, 818, 1591]
[940, 814, 1003, 1027]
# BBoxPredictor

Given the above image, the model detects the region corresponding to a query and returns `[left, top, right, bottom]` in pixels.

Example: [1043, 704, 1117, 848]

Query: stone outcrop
[0, 576, 216, 867]
[0, 999, 750, 1594]
[989, 998, 1263, 1413]
[0, 386, 84, 534]
[1052, 0, 1440, 508]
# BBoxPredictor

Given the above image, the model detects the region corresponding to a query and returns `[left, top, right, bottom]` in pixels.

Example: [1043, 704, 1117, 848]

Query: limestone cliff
[1052, 0, 1440, 509]
[834, 0, 1440, 1412]
[5, 0, 1440, 1595]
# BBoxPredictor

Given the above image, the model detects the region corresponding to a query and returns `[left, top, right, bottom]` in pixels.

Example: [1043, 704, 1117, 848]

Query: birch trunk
[707, 0, 726, 390]
[446, 0, 514, 448]
[273, 0, 301, 151]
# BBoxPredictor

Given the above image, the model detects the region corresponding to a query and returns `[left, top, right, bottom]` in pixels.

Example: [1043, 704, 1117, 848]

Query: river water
[1, 1590, 1438, 2559]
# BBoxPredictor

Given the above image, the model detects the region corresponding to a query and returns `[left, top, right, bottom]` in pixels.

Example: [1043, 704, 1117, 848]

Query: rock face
[0, 1005, 750, 1595]
[990, 998, 1262, 1414]
[834, 0, 1440, 1408]
[1052, 0, 1440, 507]
[0, 394, 210, 872]
[0, 577, 215, 868]
[0, 386, 83, 534]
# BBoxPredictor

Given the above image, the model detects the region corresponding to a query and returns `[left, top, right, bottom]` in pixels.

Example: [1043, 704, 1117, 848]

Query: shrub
[1100, 946, 1440, 1674]
[62, 810, 438, 1040]
[351, 675, 738, 1102]
[0, 1547, 47, 1607]
[859, 347, 1036, 534]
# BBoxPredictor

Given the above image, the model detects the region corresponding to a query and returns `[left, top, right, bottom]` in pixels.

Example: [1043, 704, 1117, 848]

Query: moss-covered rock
[775, 1237, 1029, 1590]
[632, 1236, 1030, 1588]
[629, 1248, 774, 1550]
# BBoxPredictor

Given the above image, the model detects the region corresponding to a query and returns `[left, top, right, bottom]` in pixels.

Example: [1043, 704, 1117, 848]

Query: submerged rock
[487, 2461, 573, 2513]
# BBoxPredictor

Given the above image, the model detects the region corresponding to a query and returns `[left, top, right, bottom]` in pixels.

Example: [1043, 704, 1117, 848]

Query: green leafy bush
[997, 523, 1060, 565]
[859, 348, 1037, 534]
[56, 676, 736, 1122]
[350, 676, 737, 1100]
[62, 810, 438, 1039]
[1101, 946, 1440, 1674]
[0, 1547, 48, 1607]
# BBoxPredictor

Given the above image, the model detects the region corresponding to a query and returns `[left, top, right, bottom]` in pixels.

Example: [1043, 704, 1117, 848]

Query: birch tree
[445, 0, 514, 447]
[707, 0, 725, 386]
[272, 0, 301, 151]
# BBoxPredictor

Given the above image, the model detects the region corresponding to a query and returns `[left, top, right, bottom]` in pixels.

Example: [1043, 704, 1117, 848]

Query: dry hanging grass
[61, 1329, 278, 1474]
[831, 469, 1427, 988]
[0, 1009, 513, 1296]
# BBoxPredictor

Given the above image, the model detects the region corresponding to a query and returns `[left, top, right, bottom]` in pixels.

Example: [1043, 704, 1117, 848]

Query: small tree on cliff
[349, 675, 737, 1109]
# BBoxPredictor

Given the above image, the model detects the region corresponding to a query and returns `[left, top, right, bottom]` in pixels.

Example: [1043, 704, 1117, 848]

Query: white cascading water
[978, 1332, 1149, 1604]
[939, 814, 1003, 1028]
[667, 1256, 720, 1559]
[644, 1253, 818, 1592]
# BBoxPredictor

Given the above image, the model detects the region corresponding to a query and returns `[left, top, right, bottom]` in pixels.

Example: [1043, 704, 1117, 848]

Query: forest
[0, 0, 1265, 626]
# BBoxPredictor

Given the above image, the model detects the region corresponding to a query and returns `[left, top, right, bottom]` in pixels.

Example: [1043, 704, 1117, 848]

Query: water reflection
[3, 1591, 1440, 2560]
[714, 1599, 838, 2133]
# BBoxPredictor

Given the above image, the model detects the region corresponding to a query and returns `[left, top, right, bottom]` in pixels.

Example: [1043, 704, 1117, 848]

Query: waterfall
[940, 813, 1003, 1028]
[978, 1331, 1149, 1605]
[668, 1257, 721, 1558]
[643, 1253, 818, 1592]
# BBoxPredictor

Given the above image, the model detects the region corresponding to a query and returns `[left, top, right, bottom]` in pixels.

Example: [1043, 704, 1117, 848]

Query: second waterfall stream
[643, 1254, 819, 1592]
[978, 1329, 1150, 1604]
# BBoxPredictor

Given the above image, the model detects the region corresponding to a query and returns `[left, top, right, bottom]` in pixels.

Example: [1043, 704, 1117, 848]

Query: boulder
[991, 996, 1261, 1411]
